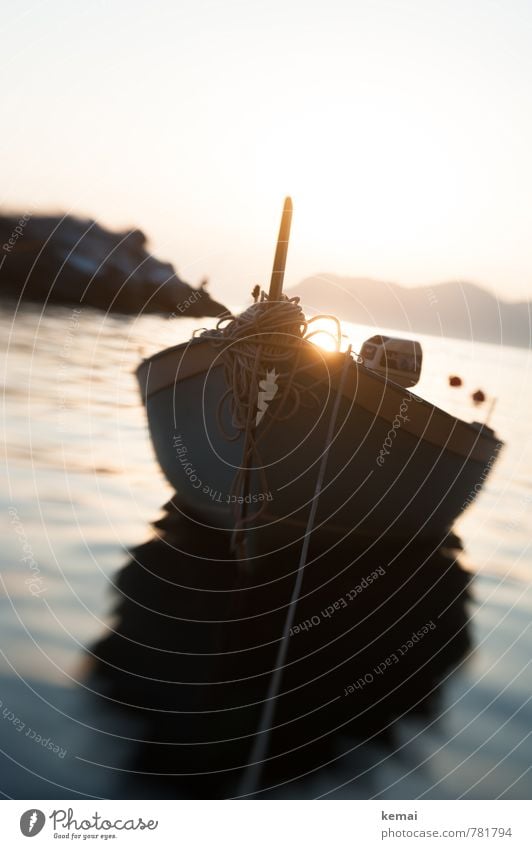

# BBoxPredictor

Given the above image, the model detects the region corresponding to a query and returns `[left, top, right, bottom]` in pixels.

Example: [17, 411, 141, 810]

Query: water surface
[0, 302, 530, 798]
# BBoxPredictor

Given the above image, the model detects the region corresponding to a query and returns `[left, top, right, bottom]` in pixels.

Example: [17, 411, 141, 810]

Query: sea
[0, 300, 530, 799]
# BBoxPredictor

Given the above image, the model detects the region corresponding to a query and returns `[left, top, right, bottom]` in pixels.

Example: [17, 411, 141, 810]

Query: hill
[0, 213, 227, 317]
[288, 275, 531, 348]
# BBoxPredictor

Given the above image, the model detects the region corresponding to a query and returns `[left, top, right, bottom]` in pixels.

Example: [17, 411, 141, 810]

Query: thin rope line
[239, 345, 353, 795]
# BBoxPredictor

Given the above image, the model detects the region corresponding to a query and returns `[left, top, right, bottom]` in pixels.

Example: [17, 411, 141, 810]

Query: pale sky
[1, 0, 532, 302]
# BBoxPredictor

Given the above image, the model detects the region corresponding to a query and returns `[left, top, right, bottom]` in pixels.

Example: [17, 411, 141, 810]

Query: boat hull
[137, 338, 502, 557]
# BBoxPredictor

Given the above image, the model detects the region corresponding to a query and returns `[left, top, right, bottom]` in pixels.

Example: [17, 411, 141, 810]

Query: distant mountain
[288, 275, 531, 348]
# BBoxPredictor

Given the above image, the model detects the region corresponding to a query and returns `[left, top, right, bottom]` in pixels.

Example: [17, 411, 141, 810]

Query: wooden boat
[136, 199, 502, 559]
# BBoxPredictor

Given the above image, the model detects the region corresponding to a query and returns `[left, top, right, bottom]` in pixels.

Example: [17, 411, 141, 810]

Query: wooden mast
[268, 196, 293, 301]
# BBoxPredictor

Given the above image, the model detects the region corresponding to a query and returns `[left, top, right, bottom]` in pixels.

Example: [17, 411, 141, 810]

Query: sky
[1, 0, 532, 303]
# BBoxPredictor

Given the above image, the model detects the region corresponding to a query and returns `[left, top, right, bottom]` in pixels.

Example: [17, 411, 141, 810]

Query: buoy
[472, 389, 486, 404]
[449, 375, 462, 387]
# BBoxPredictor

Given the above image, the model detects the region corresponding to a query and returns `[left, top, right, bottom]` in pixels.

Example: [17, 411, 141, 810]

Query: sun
[305, 316, 348, 353]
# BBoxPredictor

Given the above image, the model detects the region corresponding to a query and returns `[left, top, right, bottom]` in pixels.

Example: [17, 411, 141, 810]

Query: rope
[198, 292, 354, 790]
[199, 292, 343, 553]
[238, 345, 354, 796]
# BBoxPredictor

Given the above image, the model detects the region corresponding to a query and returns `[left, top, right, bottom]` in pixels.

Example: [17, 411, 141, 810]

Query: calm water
[0, 301, 530, 798]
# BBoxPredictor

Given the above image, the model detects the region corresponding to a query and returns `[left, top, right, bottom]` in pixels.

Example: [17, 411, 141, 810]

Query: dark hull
[137, 339, 502, 556]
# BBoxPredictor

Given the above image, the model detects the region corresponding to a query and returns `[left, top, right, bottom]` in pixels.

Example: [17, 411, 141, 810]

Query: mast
[268, 196, 293, 301]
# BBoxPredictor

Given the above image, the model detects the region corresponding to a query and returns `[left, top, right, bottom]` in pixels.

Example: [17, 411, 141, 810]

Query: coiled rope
[198, 292, 343, 552]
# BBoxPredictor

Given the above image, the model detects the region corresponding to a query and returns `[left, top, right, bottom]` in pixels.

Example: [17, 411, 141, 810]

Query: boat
[136, 198, 503, 560]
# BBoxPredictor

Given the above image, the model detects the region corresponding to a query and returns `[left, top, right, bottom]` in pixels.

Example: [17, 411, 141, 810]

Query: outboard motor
[360, 334, 422, 388]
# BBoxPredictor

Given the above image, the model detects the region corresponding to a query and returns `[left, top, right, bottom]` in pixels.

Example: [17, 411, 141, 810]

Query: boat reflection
[91, 501, 472, 798]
